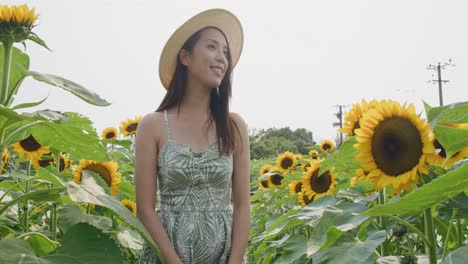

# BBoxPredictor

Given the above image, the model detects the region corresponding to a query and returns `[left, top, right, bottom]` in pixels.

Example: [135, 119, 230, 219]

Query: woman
[135, 9, 250, 264]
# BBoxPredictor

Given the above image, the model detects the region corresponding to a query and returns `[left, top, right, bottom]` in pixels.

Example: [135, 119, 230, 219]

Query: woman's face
[182, 28, 229, 89]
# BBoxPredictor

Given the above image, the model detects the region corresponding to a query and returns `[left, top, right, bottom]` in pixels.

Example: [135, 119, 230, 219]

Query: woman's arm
[135, 113, 182, 264]
[228, 113, 251, 264]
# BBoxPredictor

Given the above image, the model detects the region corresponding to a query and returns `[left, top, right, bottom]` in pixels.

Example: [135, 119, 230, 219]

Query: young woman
[135, 9, 250, 264]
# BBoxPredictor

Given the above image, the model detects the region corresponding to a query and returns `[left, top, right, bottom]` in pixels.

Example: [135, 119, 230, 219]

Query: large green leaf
[43, 222, 124, 263]
[275, 235, 308, 264]
[0, 45, 30, 96]
[305, 200, 369, 256]
[319, 137, 360, 179]
[0, 238, 40, 263]
[65, 173, 162, 262]
[426, 101, 468, 127]
[0, 187, 64, 217]
[57, 203, 112, 233]
[30, 120, 108, 162]
[27, 71, 110, 106]
[442, 246, 468, 264]
[364, 161, 468, 216]
[434, 125, 468, 158]
[20, 232, 59, 256]
[312, 230, 386, 264]
[11, 95, 49, 110]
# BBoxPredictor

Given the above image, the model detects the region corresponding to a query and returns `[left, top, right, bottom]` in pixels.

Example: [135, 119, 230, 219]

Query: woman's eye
[208, 44, 216, 49]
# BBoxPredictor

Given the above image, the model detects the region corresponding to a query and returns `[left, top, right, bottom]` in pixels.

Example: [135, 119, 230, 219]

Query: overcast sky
[5, 0, 468, 142]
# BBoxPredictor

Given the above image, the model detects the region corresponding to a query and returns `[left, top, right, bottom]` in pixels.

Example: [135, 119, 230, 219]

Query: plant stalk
[423, 207, 437, 264]
[1, 40, 13, 106]
[23, 161, 31, 232]
[442, 209, 458, 260]
[378, 189, 390, 256]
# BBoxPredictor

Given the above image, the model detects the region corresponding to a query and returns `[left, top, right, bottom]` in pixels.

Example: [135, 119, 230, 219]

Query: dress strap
[163, 109, 172, 140]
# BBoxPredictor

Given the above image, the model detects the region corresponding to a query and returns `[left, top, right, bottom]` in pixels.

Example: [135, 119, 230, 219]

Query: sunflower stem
[0, 40, 13, 106]
[442, 209, 457, 261]
[386, 215, 433, 250]
[456, 219, 463, 247]
[23, 161, 31, 233]
[378, 189, 390, 256]
[405, 233, 415, 257]
[86, 204, 91, 214]
[423, 207, 437, 264]
[50, 202, 57, 240]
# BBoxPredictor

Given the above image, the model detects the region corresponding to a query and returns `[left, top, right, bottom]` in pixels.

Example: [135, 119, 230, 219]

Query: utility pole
[427, 59, 455, 106]
[332, 105, 346, 146]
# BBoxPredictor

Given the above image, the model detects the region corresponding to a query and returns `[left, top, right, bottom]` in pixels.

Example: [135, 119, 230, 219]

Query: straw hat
[158, 8, 244, 90]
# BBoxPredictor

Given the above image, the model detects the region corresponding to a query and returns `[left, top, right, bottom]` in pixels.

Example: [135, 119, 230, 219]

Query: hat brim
[159, 9, 243, 90]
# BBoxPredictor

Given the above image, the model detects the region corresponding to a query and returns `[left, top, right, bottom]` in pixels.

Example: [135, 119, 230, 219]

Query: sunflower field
[249, 100, 468, 263]
[1, 4, 468, 264]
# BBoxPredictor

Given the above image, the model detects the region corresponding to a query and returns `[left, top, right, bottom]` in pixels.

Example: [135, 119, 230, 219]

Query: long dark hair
[156, 27, 240, 155]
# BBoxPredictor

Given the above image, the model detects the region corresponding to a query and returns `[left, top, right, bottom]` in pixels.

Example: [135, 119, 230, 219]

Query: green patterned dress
[139, 110, 234, 264]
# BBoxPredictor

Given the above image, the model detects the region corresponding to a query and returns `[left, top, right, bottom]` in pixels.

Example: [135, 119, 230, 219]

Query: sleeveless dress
[139, 110, 234, 264]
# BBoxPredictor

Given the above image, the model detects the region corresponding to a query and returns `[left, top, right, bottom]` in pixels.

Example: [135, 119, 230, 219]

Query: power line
[427, 59, 455, 106]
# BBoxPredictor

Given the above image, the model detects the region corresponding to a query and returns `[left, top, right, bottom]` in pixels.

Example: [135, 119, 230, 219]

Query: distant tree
[249, 127, 316, 160]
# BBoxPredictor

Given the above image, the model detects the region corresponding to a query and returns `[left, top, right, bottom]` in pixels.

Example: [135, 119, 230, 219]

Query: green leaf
[28, 32, 51, 51]
[0, 187, 65, 217]
[251, 209, 303, 243]
[102, 139, 133, 149]
[0, 238, 40, 263]
[28, 71, 110, 106]
[434, 124, 468, 158]
[42, 222, 123, 263]
[11, 96, 49, 110]
[319, 137, 360, 179]
[364, 161, 468, 216]
[305, 200, 369, 256]
[442, 246, 468, 264]
[21, 232, 59, 256]
[65, 175, 162, 262]
[312, 230, 386, 264]
[36, 167, 67, 187]
[427, 101, 468, 127]
[116, 226, 143, 250]
[57, 203, 112, 233]
[30, 120, 109, 162]
[119, 181, 136, 201]
[276, 235, 308, 264]
[0, 45, 29, 97]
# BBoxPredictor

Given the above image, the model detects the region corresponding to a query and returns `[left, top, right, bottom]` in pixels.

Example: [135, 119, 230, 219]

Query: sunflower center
[271, 174, 284, 185]
[85, 164, 112, 187]
[20, 135, 41, 151]
[311, 155, 318, 160]
[106, 132, 116, 139]
[310, 170, 332, 194]
[261, 180, 268, 188]
[371, 117, 423, 176]
[295, 182, 303, 193]
[323, 144, 331, 151]
[303, 193, 314, 204]
[303, 164, 311, 172]
[280, 158, 293, 169]
[39, 159, 53, 167]
[126, 123, 138, 132]
[59, 158, 66, 172]
[124, 205, 133, 212]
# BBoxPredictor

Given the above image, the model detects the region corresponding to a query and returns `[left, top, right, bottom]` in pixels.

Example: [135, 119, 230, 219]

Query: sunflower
[12, 134, 50, 161]
[427, 139, 468, 169]
[1, 148, 8, 171]
[319, 140, 335, 153]
[298, 192, 315, 208]
[354, 100, 434, 194]
[302, 163, 337, 201]
[350, 168, 372, 187]
[101, 127, 118, 140]
[121, 199, 137, 216]
[340, 99, 379, 136]
[73, 159, 121, 196]
[258, 176, 269, 190]
[276, 151, 297, 173]
[308, 149, 318, 156]
[0, 4, 39, 43]
[120, 116, 142, 137]
[258, 164, 276, 177]
[300, 161, 312, 172]
[267, 173, 284, 188]
[32, 152, 71, 172]
[288, 180, 303, 195]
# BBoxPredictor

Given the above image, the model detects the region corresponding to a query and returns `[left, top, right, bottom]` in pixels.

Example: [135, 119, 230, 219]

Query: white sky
[5, 0, 468, 142]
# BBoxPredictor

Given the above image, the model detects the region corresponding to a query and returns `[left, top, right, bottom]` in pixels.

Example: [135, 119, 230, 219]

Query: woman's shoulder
[137, 111, 166, 138]
[229, 112, 247, 129]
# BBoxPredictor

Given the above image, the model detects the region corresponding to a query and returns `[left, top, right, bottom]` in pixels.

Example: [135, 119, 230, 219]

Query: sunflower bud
[0, 4, 39, 44]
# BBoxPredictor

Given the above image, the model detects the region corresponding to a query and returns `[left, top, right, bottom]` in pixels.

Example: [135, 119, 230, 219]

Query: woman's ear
[178, 49, 190, 66]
